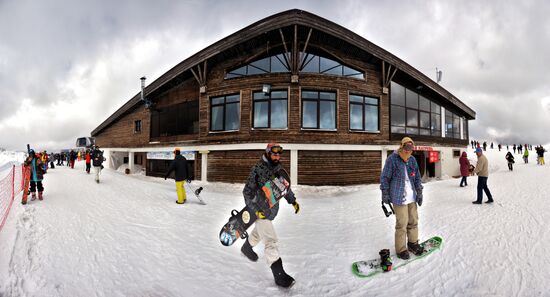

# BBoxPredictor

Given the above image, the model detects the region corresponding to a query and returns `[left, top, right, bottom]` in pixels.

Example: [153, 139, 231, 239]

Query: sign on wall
[428, 151, 439, 163]
[147, 151, 196, 160]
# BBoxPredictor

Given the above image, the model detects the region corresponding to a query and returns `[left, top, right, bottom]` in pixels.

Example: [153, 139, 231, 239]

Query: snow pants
[86, 163, 91, 173]
[175, 181, 187, 203]
[29, 181, 43, 193]
[94, 166, 102, 182]
[393, 202, 419, 254]
[249, 219, 279, 265]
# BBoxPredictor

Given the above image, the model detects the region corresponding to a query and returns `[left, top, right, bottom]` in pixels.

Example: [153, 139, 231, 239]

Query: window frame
[301, 90, 337, 131]
[252, 90, 289, 130]
[209, 94, 241, 132]
[134, 119, 142, 134]
[349, 93, 380, 133]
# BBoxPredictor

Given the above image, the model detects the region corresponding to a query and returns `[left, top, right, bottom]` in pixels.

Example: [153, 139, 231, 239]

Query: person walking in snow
[164, 148, 190, 204]
[85, 150, 91, 174]
[91, 146, 106, 183]
[472, 147, 494, 204]
[380, 137, 424, 260]
[513, 144, 516, 154]
[24, 149, 45, 203]
[483, 141, 487, 151]
[69, 150, 77, 168]
[459, 151, 470, 187]
[505, 151, 515, 171]
[523, 146, 529, 164]
[240, 143, 300, 288]
[498, 144, 502, 151]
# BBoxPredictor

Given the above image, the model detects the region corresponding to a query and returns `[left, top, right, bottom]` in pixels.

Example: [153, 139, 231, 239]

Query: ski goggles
[403, 143, 414, 152]
[270, 146, 283, 154]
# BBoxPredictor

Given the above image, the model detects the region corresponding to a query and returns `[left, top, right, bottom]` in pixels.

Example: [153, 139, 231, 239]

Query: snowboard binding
[382, 202, 395, 217]
[195, 187, 203, 196]
[379, 249, 392, 272]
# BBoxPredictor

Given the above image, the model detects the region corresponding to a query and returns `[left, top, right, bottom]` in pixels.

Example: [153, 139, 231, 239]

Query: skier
[24, 149, 45, 202]
[91, 146, 106, 183]
[522, 146, 529, 164]
[472, 147, 494, 204]
[380, 137, 424, 260]
[164, 148, 190, 204]
[85, 150, 91, 174]
[459, 152, 470, 187]
[505, 151, 515, 171]
[240, 143, 300, 288]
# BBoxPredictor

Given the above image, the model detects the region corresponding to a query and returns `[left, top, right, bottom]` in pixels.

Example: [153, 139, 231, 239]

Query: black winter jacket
[165, 155, 189, 181]
[243, 154, 296, 221]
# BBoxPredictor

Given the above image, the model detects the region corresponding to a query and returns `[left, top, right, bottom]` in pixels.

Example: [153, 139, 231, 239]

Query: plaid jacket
[380, 151, 423, 205]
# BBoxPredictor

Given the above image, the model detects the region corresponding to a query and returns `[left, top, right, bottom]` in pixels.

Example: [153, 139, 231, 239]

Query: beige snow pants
[248, 219, 279, 265]
[393, 202, 419, 254]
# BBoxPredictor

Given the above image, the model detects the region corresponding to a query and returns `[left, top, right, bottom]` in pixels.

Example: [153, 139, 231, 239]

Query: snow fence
[0, 165, 23, 233]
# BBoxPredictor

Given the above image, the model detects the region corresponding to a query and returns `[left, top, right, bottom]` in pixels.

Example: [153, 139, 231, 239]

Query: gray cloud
[1, 0, 549, 151]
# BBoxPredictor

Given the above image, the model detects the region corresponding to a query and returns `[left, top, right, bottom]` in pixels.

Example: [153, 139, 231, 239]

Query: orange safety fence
[0, 165, 23, 233]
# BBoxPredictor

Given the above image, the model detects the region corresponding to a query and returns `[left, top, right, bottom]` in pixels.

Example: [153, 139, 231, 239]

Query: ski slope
[0, 147, 549, 297]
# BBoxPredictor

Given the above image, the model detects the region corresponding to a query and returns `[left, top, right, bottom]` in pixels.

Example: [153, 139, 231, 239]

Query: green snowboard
[352, 236, 443, 278]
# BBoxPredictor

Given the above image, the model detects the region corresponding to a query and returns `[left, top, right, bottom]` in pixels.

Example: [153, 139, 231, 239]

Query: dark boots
[407, 241, 425, 256]
[240, 240, 258, 262]
[270, 258, 295, 288]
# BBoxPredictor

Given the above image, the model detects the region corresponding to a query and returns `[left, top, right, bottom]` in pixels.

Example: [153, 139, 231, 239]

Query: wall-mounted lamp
[262, 84, 271, 95]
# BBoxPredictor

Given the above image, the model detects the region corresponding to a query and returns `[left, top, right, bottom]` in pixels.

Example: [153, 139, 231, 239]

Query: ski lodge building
[91, 9, 475, 186]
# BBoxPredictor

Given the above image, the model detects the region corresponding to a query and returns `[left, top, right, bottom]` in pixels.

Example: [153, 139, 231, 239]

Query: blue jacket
[380, 151, 423, 205]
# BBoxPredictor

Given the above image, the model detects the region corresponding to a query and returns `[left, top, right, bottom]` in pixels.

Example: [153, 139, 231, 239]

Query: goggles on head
[270, 146, 283, 154]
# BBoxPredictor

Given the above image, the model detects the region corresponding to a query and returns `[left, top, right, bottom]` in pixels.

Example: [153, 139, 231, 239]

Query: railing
[0, 165, 23, 233]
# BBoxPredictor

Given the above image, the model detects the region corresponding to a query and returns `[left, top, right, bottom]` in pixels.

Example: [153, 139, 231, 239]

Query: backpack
[92, 150, 104, 167]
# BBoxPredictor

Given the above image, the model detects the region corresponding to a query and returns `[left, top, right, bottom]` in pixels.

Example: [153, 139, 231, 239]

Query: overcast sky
[1, 0, 549, 151]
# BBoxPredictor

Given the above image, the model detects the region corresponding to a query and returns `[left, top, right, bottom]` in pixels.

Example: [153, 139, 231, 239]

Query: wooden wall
[298, 150, 381, 185]
[207, 150, 290, 183]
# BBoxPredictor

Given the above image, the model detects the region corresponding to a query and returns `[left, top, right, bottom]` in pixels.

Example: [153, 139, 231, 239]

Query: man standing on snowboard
[240, 143, 300, 288]
[380, 137, 424, 260]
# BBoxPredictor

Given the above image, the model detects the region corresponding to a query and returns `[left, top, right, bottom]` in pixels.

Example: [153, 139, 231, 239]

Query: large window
[391, 81, 441, 136]
[349, 94, 379, 131]
[150, 100, 199, 137]
[301, 90, 336, 130]
[210, 94, 240, 132]
[225, 51, 364, 79]
[445, 109, 461, 139]
[253, 90, 288, 129]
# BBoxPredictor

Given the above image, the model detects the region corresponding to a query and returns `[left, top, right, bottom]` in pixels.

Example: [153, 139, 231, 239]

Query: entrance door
[413, 152, 426, 177]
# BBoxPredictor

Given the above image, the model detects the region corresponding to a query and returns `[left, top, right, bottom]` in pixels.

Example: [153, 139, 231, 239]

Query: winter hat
[401, 137, 414, 147]
[174, 148, 181, 155]
[475, 147, 483, 153]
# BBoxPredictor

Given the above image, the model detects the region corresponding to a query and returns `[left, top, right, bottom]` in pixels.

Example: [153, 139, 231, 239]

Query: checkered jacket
[380, 151, 423, 205]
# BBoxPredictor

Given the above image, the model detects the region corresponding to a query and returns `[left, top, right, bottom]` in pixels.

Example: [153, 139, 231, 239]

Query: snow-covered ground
[0, 147, 549, 297]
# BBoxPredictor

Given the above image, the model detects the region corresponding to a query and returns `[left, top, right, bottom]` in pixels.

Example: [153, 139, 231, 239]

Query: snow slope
[0, 148, 549, 297]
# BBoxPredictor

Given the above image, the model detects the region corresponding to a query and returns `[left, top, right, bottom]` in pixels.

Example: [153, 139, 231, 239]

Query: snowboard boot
[38, 192, 43, 200]
[270, 258, 295, 288]
[240, 240, 258, 262]
[407, 241, 425, 256]
[379, 249, 393, 272]
[396, 250, 410, 260]
[31, 193, 37, 201]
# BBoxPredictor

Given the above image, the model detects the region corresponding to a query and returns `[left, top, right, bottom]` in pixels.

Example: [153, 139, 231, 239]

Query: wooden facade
[91, 9, 475, 185]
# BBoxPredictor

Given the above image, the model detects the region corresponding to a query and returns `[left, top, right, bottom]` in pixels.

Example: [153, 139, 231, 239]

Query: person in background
[505, 151, 515, 171]
[164, 148, 189, 204]
[24, 149, 45, 202]
[380, 137, 424, 260]
[459, 151, 470, 187]
[523, 145, 529, 164]
[91, 146, 106, 183]
[473, 147, 494, 204]
[69, 150, 76, 169]
[85, 150, 91, 174]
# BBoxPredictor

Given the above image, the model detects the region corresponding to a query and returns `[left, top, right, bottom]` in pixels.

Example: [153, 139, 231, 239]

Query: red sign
[428, 151, 439, 163]
[414, 146, 434, 151]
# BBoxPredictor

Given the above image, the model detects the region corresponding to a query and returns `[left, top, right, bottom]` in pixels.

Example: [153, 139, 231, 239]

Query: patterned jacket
[380, 151, 423, 206]
[243, 154, 296, 220]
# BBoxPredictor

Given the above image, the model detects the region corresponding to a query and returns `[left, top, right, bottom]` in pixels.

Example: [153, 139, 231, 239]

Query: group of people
[22, 146, 106, 205]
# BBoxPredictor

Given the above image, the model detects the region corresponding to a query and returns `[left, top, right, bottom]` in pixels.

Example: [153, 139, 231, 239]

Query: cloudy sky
[1, 0, 549, 151]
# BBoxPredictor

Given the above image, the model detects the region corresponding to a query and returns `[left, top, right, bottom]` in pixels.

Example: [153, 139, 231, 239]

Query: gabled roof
[92, 9, 475, 136]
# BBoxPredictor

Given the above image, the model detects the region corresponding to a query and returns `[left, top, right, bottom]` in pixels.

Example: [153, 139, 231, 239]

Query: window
[210, 94, 240, 132]
[150, 100, 199, 138]
[301, 90, 336, 130]
[390, 81, 442, 137]
[134, 120, 142, 133]
[349, 94, 379, 132]
[225, 53, 290, 79]
[445, 109, 461, 139]
[453, 150, 461, 158]
[300, 52, 364, 79]
[253, 90, 288, 129]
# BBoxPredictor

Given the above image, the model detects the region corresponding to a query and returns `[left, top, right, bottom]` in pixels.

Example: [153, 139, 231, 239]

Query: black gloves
[416, 189, 423, 206]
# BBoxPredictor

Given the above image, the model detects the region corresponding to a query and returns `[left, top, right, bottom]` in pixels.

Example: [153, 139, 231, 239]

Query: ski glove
[256, 210, 266, 219]
[292, 201, 300, 214]
[416, 189, 423, 206]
